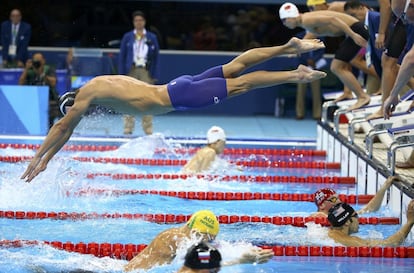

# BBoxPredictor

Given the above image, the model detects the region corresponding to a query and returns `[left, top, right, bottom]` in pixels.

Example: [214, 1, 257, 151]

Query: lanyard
[398, 0, 412, 24]
[12, 24, 18, 44]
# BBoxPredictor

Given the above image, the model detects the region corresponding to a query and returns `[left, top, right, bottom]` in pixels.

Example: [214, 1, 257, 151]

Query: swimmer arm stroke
[357, 176, 396, 214]
[21, 99, 89, 182]
[330, 220, 414, 247]
[182, 148, 216, 174]
[330, 200, 414, 247]
[221, 247, 274, 266]
[124, 231, 178, 271]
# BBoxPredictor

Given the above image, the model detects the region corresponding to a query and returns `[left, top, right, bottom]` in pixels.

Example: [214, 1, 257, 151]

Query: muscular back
[327, 1, 346, 12]
[301, 10, 359, 36]
[77, 75, 174, 116]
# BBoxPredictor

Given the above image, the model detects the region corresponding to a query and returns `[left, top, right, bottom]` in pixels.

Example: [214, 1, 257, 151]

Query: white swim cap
[279, 3, 300, 20]
[206, 126, 226, 144]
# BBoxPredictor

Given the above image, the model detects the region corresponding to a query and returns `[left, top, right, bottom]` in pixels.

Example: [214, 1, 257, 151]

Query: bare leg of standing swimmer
[366, 54, 400, 120]
[334, 63, 359, 102]
[330, 59, 370, 110]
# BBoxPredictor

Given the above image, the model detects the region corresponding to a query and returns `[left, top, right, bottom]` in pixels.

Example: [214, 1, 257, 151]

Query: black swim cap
[328, 202, 356, 227]
[184, 241, 222, 270]
[58, 91, 76, 115]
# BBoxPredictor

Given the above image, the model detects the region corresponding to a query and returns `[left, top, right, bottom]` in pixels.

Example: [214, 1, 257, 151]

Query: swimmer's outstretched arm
[357, 176, 397, 215]
[21, 99, 89, 182]
[124, 231, 179, 271]
[222, 247, 274, 266]
[330, 200, 414, 247]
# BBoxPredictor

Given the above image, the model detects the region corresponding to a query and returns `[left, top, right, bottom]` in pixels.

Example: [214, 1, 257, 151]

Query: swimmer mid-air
[21, 37, 326, 182]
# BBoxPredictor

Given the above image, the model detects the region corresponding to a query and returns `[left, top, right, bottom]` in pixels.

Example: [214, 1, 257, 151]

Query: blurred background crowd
[0, 0, 361, 52]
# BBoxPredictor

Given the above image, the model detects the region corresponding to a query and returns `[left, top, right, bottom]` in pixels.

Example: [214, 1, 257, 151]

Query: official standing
[118, 10, 160, 135]
[1, 9, 31, 68]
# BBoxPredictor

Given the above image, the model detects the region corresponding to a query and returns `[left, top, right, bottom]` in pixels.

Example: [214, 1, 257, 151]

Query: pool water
[0, 135, 413, 273]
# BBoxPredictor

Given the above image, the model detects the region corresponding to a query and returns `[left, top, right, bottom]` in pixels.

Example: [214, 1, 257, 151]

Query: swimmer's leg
[141, 115, 153, 135]
[222, 37, 325, 78]
[225, 64, 326, 97]
[331, 58, 370, 110]
[192, 66, 224, 81]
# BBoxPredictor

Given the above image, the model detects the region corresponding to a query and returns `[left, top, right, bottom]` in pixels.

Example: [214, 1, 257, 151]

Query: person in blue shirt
[118, 10, 160, 135]
[1, 9, 31, 68]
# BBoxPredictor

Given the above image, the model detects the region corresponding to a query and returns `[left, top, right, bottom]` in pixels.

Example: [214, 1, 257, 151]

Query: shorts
[385, 19, 407, 58]
[167, 66, 228, 110]
[334, 22, 369, 62]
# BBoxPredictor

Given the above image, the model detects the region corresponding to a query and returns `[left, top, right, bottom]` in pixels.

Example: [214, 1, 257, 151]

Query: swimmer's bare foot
[366, 109, 384, 121]
[296, 65, 326, 83]
[287, 37, 325, 55]
[395, 161, 414, 168]
[333, 92, 354, 103]
[372, 89, 382, 96]
[347, 96, 370, 111]
[396, 152, 414, 168]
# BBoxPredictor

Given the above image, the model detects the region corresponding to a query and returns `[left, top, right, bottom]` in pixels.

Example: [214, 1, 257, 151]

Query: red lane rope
[0, 210, 399, 226]
[0, 155, 339, 169]
[0, 143, 118, 152]
[0, 143, 326, 157]
[73, 157, 340, 169]
[0, 240, 412, 259]
[155, 147, 327, 157]
[71, 188, 372, 204]
[85, 172, 355, 184]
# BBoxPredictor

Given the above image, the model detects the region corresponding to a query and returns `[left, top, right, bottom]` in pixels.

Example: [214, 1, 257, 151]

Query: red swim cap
[314, 188, 336, 207]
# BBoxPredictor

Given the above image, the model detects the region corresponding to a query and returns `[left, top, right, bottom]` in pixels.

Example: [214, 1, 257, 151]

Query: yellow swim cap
[307, 0, 326, 6]
[187, 210, 220, 236]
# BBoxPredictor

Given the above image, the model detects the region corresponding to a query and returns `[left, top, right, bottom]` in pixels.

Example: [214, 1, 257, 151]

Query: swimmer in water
[182, 126, 228, 174]
[327, 200, 414, 246]
[21, 37, 326, 182]
[124, 210, 273, 271]
[175, 241, 222, 273]
[312, 176, 398, 233]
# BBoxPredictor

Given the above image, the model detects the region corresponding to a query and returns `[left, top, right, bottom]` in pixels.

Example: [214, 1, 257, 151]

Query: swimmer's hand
[223, 247, 273, 266]
[21, 156, 47, 182]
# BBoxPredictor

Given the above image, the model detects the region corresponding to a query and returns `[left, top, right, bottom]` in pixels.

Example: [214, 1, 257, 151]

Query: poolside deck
[337, 123, 414, 187]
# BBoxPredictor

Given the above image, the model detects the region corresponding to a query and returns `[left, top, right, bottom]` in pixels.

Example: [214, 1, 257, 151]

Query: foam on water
[1, 136, 413, 272]
[0, 244, 126, 273]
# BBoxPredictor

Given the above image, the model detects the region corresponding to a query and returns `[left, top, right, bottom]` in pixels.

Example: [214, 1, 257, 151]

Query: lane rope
[85, 173, 355, 184]
[0, 155, 339, 169]
[71, 188, 372, 203]
[0, 240, 412, 259]
[0, 210, 400, 226]
[0, 143, 326, 156]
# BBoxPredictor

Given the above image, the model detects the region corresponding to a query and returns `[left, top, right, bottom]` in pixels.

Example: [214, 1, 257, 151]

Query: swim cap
[307, 0, 326, 6]
[58, 91, 76, 115]
[207, 126, 226, 144]
[328, 203, 356, 227]
[314, 188, 337, 207]
[184, 241, 222, 270]
[279, 3, 300, 20]
[187, 210, 220, 236]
